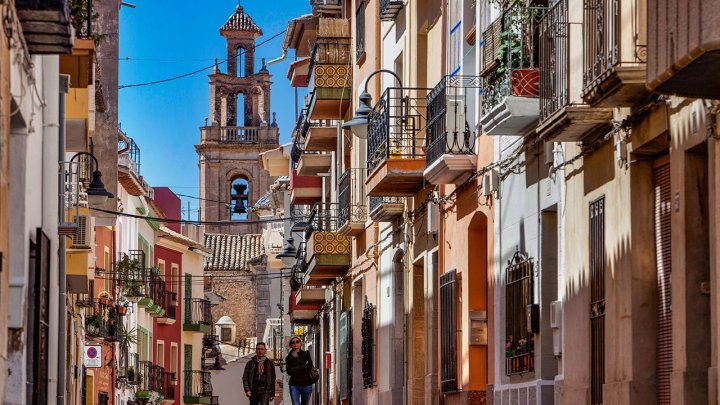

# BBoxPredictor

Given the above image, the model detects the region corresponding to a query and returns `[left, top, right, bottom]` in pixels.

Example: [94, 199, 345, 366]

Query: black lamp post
[275, 235, 298, 267]
[342, 69, 403, 138]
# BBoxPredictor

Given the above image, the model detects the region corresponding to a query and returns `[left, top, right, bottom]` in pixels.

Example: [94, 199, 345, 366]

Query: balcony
[306, 31, 353, 120]
[145, 274, 166, 317]
[581, 0, 647, 106]
[163, 372, 177, 402]
[136, 361, 164, 400]
[366, 87, 430, 196]
[425, 76, 478, 185]
[479, 5, 543, 136]
[289, 290, 323, 325]
[117, 250, 148, 302]
[199, 125, 279, 145]
[380, 0, 403, 21]
[16, 0, 72, 54]
[158, 292, 177, 325]
[537, 0, 613, 142]
[304, 121, 340, 152]
[118, 352, 140, 386]
[304, 203, 351, 285]
[183, 298, 212, 333]
[647, 0, 720, 98]
[118, 137, 144, 196]
[84, 298, 122, 342]
[290, 169, 322, 205]
[368, 196, 404, 222]
[183, 370, 213, 404]
[338, 168, 368, 236]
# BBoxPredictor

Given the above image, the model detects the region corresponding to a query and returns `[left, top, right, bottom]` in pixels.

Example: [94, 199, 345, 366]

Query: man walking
[242, 342, 276, 405]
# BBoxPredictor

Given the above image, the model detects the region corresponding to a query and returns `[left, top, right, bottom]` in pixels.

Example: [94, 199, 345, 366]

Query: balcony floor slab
[481, 96, 540, 136]
[366, 158, 426, 196]
[424, 154, 476, 185]
[297, 153, 332, 176]
[537, 105, 614, 142]
[582, 65, 648, 107]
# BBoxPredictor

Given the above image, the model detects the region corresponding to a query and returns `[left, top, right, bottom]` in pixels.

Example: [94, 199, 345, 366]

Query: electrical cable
[90, 207, 289, 225]
[118, 30, 285, 89]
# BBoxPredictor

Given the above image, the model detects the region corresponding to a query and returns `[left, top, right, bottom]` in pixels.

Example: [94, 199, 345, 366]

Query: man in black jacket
[242, 342, 276, 405]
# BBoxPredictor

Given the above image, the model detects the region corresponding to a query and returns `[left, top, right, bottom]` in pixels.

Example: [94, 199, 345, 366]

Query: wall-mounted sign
[469, 310, 488, 345]
[84, 345, 102, 368]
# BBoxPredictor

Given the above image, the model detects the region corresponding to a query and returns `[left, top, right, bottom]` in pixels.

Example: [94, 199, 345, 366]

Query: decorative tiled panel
[311, 231, 351, 255]
[314, 65, 352, 88]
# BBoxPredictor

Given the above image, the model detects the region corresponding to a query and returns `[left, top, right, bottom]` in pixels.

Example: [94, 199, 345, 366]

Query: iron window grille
[356, 1, 366, 60]
[481, 4, 544, 116]
[425, 75, 481, 168]
[440, 270, 458, 393]
[305, 202, 341, 236]
[589, 198, 606, 405]
[338, 168, 368, 228]
[367, 87, 431, 174]
[539, 0, 569, 122]
[361, 300, 375, 388]
[505, 251, 535, 375]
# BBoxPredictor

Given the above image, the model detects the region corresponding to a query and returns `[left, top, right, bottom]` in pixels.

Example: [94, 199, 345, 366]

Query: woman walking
[285, 337, 314, 405]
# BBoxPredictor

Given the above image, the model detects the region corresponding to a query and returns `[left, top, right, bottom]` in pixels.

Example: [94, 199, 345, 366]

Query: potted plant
[86, 314, 100, 336]
[118, 255, 145, 301]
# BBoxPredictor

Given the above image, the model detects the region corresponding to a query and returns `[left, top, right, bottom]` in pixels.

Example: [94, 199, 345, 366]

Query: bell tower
[196, 3, 279, 235]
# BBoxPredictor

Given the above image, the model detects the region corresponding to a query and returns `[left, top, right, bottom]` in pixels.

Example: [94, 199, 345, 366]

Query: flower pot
[99, 297, 109, 306]
[510, 69, 540, 97]
[116, 305, 127, 315]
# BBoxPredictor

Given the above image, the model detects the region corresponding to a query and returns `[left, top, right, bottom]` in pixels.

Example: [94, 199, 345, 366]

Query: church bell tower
[196, 3, 279, 235]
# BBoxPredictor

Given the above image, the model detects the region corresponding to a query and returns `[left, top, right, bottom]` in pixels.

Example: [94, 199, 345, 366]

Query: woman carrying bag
[285, 337, 317, 405]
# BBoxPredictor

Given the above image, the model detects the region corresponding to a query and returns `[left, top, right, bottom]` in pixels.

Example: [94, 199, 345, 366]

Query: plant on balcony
[86, 314, 100, 336]
[69, 0, 106, 44]
[117, 255, 145, 301]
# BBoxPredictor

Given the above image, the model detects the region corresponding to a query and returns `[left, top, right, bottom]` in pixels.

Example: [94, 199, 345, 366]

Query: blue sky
[118, 0, 309, 219]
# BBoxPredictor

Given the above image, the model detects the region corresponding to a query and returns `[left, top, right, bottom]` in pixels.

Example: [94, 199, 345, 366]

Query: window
[157, 342, 165, 368]
[355, 1, 366, 61]
[361, 300, 375, 388]
[170, 344, 178, 373]
[505, 253, 535, 375]
[137, 327, 150, 362]
[589, 198, 606, 404]
[237, 46, 245, 77]
[440, 270, 458, 393]
[220, 327, 232, 342]
[171, 265, 179, 295]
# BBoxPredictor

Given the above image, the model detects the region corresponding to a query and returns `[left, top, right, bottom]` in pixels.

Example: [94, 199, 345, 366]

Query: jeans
[289, 384, 313, 405]
[249, 392, 271, 405]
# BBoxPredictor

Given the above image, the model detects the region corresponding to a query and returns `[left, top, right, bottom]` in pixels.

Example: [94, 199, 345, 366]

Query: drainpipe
[266, 49, 287, 66]
[57, 73, 69, 405]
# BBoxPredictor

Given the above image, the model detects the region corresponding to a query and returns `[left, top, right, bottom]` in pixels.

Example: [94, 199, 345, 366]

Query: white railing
[219, 127, 260, 143]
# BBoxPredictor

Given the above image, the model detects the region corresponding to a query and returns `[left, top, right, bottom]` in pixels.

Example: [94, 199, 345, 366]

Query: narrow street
[1, 0, 719, 404]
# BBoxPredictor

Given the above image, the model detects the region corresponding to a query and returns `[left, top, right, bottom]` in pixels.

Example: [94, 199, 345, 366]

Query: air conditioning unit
[446, 97, 468, 153]
[69, 214, 94, 250]
[427, 202, 439, 236]
[550, 300, 562, 356]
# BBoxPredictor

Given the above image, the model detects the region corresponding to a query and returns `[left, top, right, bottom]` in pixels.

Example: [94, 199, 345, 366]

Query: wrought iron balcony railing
[380, 0, 403, 21]
[539, 0, 569, 122]
[367, 87, 430, 174]
[70, 0, 93, 39]
[184, 298, 212, 327]
[85, 298, 121, 341]
[164, 371, 176, 400]
[307, 38, 352, 84]
[118, 137, 141, 175]
[118, 352, 140, 385]
[117, 250, 149, 300]
[369, 196, 404, 215]
[149, 273, 166, 312]
[307, 202, 341, 234]
[184, 370, 213, 398]
[164, 292, 177, 319]
[338, 168, 368, 228]
[426, 76, 480, 167]
[481, 3, 544, 115]
[137, 361, 164, 393]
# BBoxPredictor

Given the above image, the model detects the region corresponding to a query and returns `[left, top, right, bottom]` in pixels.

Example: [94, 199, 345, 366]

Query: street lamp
[275, 235, 298, 267]
[342, 69, 403, 139]
[70, 151, 114, 204]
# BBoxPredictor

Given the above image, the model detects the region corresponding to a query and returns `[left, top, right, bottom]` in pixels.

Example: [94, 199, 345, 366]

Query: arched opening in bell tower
[236, 92, 246, 127]
[230, 177, 250, 221]
[236, 46, 245, 77]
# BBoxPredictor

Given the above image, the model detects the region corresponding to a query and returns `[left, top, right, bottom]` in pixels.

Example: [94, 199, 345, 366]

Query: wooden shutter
[654, 159, 672, 404]
[440, 270, 458, 393]
[361, 301, 375, 387]
[590, 198, 606, 405]
[338, 312, 348, 399]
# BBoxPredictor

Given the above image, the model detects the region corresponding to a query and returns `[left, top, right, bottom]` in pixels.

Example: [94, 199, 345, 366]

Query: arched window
[237, 46, 245, 77]
[230, 177, 250, 220]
